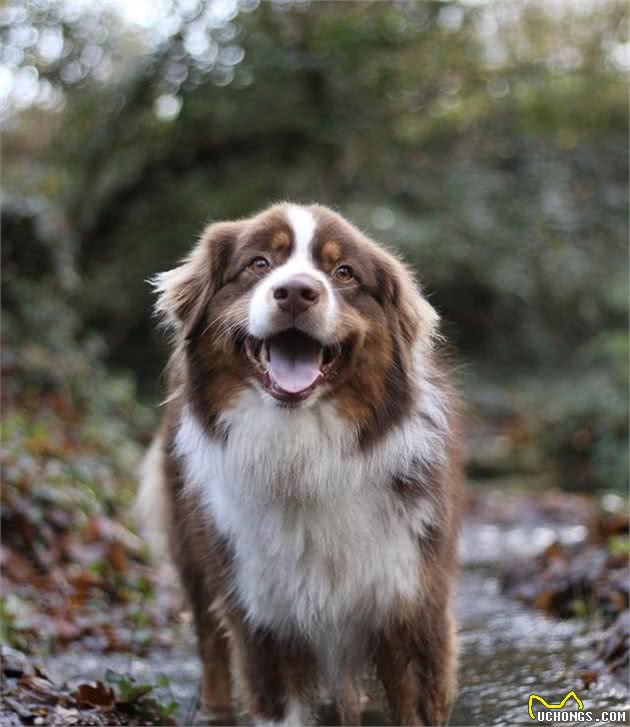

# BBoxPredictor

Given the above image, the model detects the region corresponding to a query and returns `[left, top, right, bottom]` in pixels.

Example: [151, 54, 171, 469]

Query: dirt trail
[41, 502, 627, 726]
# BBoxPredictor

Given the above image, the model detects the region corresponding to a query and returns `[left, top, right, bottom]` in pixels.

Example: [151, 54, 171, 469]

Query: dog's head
[155, 204, 438, 437]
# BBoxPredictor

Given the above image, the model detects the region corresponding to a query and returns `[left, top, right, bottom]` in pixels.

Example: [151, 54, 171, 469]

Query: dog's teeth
[261, 344, 269, 365]
[318, 347, 324, 366]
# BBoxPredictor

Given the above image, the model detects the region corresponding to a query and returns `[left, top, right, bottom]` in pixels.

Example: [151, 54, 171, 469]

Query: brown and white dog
[138, 203, 462, 726]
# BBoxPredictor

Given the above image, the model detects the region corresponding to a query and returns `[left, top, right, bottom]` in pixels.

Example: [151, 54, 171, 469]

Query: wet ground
[46, 508, 629, 726]
[452, 520, 627, 727]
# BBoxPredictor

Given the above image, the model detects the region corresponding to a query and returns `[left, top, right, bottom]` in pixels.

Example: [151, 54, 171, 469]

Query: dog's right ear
[151, 221, 240, 340]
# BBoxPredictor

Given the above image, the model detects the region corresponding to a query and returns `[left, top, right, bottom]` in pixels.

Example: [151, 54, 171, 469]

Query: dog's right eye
[248, 257, 271, 275]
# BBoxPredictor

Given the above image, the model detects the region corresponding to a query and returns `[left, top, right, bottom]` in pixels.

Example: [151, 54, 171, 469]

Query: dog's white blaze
[286, 204, 316, 257]
[174, 348, 449, 675]
[248, 205, 337, 342]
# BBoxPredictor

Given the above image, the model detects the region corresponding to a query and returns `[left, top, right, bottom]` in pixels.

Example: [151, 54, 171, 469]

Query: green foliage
[104, 670, 179, 723]
[0, 595, 32, 653]
[608, 535, 630, 557]
[1, 399, 177, 657]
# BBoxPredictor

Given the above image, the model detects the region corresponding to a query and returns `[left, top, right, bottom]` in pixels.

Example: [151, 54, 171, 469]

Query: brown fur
[143, 203, 463, 725]
[378, 419, 462, 726]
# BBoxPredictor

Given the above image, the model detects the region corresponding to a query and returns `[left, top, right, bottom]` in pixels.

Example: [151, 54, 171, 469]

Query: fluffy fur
[138, 203, 463, 725]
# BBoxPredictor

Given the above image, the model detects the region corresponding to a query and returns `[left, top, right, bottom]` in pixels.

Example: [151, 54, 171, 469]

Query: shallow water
[48, 518, 629, 726]
[452, 518, 628, 726]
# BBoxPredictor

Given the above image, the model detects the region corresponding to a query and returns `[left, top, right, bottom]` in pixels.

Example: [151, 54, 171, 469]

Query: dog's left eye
[333, 264, 353, 282]
[248, 257, 270, 275]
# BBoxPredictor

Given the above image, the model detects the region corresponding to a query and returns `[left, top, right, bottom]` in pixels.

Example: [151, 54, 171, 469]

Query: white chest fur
[175, 388, 443, 665]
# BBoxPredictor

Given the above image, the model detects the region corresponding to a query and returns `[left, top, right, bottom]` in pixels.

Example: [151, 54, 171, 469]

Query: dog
[137, 203, 463, 726]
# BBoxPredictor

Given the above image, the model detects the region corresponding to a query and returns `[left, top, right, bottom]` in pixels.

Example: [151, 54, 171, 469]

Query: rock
[1, 645, 32, 679]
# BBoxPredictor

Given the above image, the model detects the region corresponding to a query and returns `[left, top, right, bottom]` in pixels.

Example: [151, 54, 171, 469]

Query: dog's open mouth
[245, 329, 343, 402]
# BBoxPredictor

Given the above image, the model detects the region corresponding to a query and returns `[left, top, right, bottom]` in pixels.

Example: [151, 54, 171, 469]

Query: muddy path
[43, 498, 628, 726]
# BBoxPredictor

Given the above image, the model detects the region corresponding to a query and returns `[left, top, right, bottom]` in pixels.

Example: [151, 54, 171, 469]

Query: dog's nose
[273, 275, 322, 316]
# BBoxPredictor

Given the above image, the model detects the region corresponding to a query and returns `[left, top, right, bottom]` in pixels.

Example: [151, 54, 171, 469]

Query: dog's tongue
[268, 331, 321, 394]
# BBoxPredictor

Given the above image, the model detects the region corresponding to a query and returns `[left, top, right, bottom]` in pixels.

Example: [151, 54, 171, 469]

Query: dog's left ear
[152, 221, 240, 340]
[377, 254, 440, 347]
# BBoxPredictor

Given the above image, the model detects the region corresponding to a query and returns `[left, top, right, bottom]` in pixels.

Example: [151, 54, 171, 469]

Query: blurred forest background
[3, 0, 628, 493]
[1, 1, 628, 721]
[2, 0, 628, 491]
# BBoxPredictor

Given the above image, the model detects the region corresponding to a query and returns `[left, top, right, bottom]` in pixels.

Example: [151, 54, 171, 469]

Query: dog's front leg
[335, 673, 362, 726]
[376, 605, 457, 726]
[227, 615, 313, 726]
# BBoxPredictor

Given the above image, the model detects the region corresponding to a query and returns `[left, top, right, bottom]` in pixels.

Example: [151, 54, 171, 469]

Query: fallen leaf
[73, 681, 115, 709]
[107, 541, 129, 573]
[578, 669, 599, 689]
